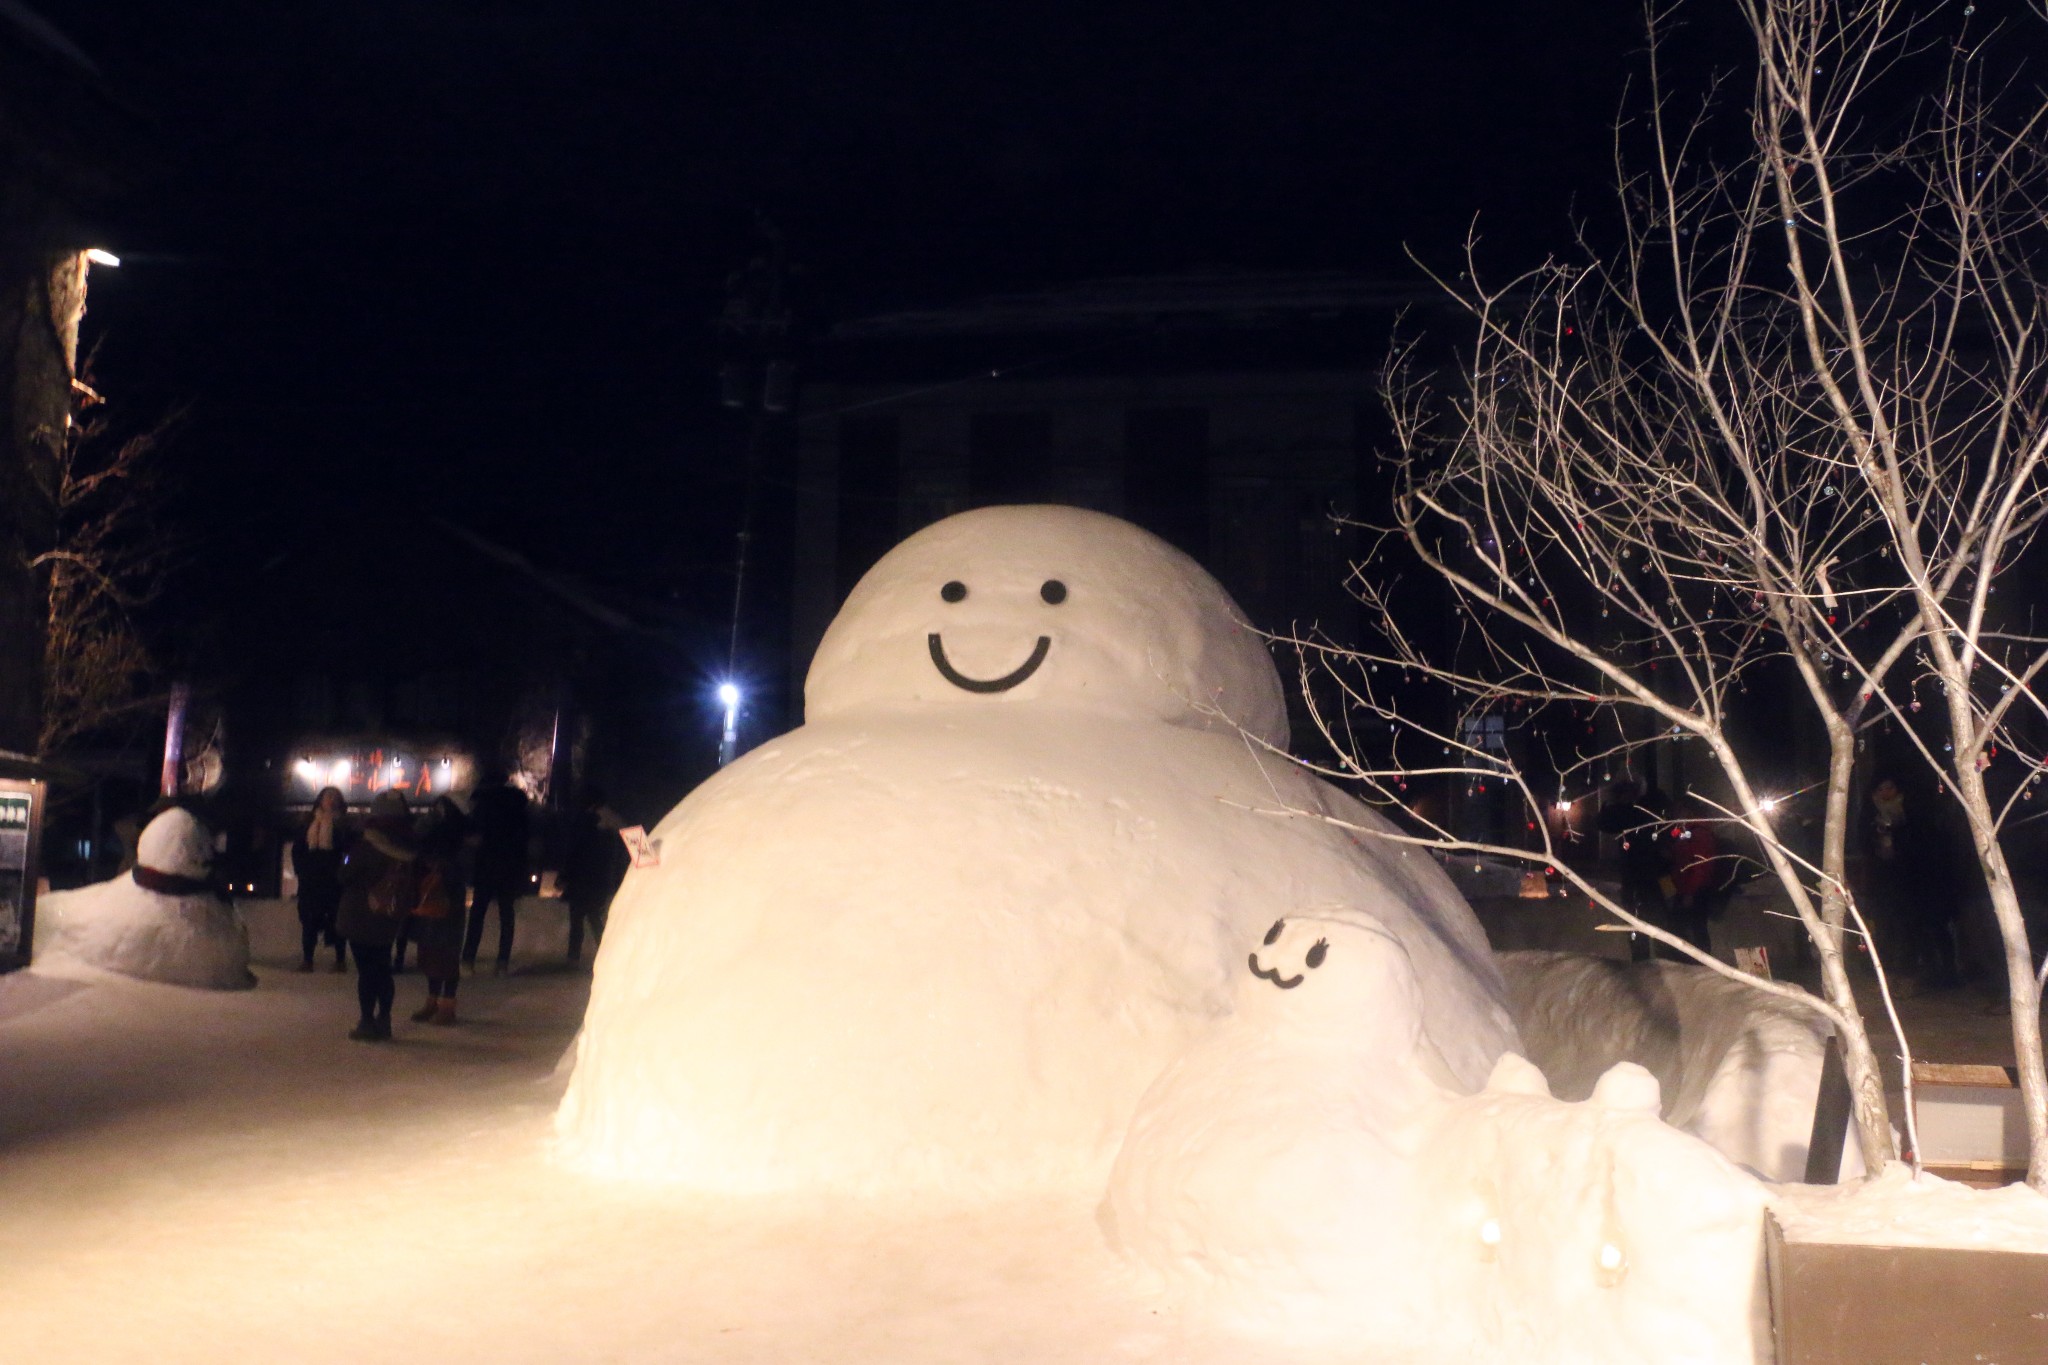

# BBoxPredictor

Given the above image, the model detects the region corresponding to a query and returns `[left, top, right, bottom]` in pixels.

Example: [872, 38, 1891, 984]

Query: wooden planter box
[1765, 1213, 2048, 1364]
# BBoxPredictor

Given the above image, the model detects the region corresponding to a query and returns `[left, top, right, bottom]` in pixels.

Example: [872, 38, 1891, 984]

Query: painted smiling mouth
[1247, 952, 1305, 990]
[927, 633, 1051, 693]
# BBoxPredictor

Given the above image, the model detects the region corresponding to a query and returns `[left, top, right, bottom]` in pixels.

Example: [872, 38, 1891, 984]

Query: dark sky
[48, 0, 1681, 604]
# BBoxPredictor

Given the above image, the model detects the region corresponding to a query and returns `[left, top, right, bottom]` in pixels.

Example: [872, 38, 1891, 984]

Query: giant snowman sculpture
[557, 505, 1518, 1195]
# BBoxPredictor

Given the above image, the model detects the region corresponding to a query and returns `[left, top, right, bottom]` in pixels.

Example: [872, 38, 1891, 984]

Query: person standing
[462, 772, 530, 976]
[1867, 776, 1958, 989]
[560, 785, 628, 967]
[1664, 801, 1723, 958]
[291, 787, 353, 972]
[407, 795, 469, 1024]
[1600, 780, 1671, 962]
[335, 790, 419, 1041]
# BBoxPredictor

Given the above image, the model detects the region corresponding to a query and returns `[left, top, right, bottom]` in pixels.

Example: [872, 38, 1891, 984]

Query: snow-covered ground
[6, 898, 2047, 1362]
[0, 898, 1389, 1365]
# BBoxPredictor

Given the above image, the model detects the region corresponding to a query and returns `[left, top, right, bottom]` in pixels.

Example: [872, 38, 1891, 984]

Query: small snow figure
[36, 807, 254, 990]
[1102, 912, 1472, 1344]
[557, 506, 1515, 1195]
[1104, 915, 1769, 1362]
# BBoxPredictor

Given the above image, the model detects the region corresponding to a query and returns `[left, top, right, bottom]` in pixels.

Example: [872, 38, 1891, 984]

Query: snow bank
[1499, 950, 1846, 1182]
[559, 506, 1515, 1197]
[37, 875, 254, 990]
[1772, 1161, 2048, 1253]
[1104, 919, 1768, 1362]
[36, 809, 253, 991]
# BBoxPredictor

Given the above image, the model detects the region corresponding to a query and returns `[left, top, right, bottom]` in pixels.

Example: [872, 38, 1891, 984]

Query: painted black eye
[941, 581, 967, 603]
[1040, 579, 1067, 604]
[1263, 920, 1284, 946]
[1305, 939, 1329, 969]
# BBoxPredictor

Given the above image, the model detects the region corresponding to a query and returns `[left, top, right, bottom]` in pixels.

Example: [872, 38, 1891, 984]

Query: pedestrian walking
[407, 795, 469, 1024]
[335, 790, 419, 1041]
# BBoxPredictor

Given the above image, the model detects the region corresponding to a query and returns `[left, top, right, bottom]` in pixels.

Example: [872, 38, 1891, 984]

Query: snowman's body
[36, 808, 253, 991]
[557, 506, 1516, 1196]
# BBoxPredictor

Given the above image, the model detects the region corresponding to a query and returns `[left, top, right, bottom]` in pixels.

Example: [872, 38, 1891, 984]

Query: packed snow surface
[7, 900, 2043, 1363]
[1500, 950, 1853, 1182]
[0, 902, 1472, 1365]
[36, 810, 252, 990]
[559, 505, 1515, 1196]
[1772, 1161, 2048, 1253]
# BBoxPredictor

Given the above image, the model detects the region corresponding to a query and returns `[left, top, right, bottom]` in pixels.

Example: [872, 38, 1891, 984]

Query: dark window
[293, 675, 333, 729]
[969, 411, 1053, 504]
[1124, 406, 1210, 560]
[836, 414, 901, 601]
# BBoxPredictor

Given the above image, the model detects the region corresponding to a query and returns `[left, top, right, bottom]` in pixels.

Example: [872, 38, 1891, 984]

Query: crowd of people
[289, 774, 629, 1042]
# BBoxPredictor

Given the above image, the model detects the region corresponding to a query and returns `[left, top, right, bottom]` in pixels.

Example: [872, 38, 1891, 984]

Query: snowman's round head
[806, 505, 1288, 744]
[1239, 912, 1431, 1056]
[135, 806, 214, 882]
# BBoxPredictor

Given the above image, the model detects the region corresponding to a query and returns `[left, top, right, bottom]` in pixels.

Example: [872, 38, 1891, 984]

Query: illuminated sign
[288, 747, 469, 804]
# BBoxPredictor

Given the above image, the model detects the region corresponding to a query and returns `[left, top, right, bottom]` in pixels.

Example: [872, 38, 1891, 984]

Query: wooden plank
[1913, 1061, 2019, 1089]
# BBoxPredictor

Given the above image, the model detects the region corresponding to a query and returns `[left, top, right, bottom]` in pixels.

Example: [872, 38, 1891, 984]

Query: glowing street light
[717, 683, 742, 767]
[84, 248, 120, 267]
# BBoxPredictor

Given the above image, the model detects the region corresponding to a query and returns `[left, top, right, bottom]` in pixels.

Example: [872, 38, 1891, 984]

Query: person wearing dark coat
[291, 787, 353, 972]
[1599, 780, 1672, 961]
[406, 796, 469, 1024]
[1866, 776, 1959, 989]
[336, 790, 419, 1041]
[462, 773, 530, 975]
[560, 786, 628, 966]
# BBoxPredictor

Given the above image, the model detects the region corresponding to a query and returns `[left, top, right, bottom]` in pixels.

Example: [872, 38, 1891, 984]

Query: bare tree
[1283, 0, 2048, 1187]
[33, 354, 177, 758]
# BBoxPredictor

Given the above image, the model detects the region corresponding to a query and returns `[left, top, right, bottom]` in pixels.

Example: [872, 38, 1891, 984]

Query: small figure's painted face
[1233, 913, 1433, 1066]
[1248, 917, 1330, 990]
[927, 576, 1069, 693]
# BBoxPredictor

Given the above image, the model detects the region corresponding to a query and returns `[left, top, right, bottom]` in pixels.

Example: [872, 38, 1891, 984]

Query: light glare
[85, 248, 120, 267]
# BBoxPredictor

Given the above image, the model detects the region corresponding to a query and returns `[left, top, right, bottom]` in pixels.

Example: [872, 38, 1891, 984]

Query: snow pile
[1104, 916, 1769, 1362]
[558, 505, 1516, 1196]
[1772, 1162, 2048, 1253]
[1500, 950, 1848, 1182]
[36, 808, 253, 990]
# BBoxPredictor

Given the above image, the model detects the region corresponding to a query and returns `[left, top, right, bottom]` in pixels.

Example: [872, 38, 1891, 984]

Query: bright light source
[717, 682, 741, 708]
[1597, 1243, 1624, 1271]
[295, 759, 319, 781]
[330, 759, 351, 784]
[1479, 1218, 1502, 1247]
[85, 248, 120, 267]
[1759, 797, 1780, 813]
[1555, 798, 1573, 812]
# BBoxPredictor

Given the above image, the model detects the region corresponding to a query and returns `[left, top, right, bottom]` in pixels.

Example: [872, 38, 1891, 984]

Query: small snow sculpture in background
[36, 807, 254, 990]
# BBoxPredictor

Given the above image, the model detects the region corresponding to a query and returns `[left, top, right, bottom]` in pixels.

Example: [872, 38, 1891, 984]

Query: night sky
[49, 0, 1706, 615]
